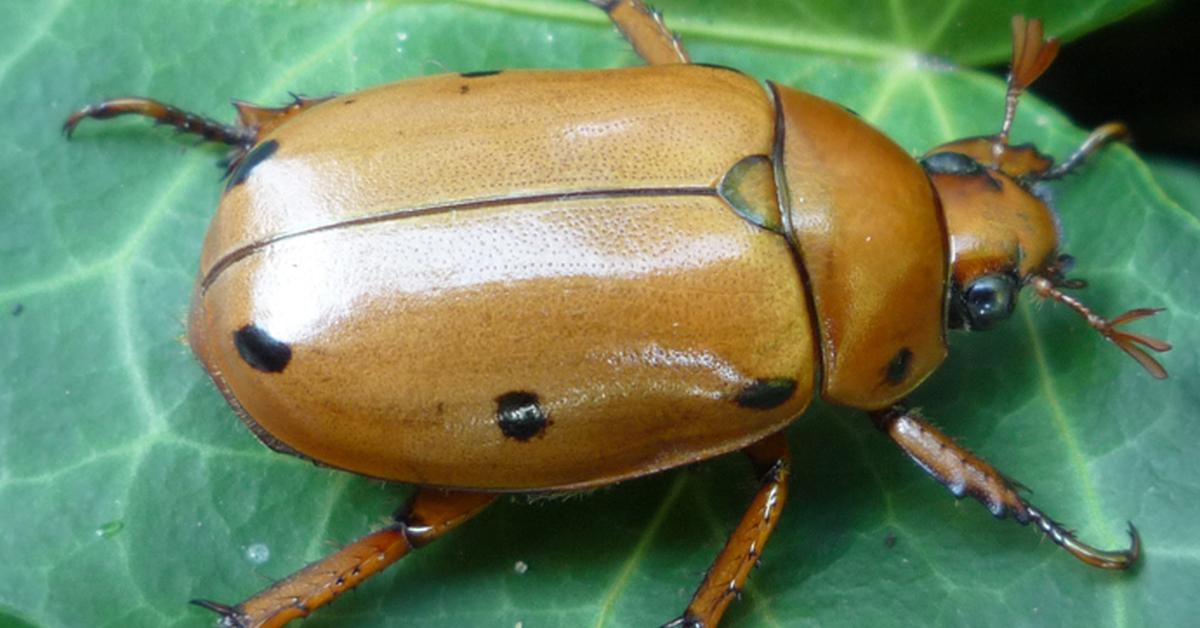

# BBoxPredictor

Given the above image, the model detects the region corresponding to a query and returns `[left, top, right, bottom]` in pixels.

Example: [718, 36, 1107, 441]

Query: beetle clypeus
[64, 1, 1171, 626]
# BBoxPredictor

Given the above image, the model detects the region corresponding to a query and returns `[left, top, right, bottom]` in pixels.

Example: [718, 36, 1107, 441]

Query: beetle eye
[955, 273, 1018, 331]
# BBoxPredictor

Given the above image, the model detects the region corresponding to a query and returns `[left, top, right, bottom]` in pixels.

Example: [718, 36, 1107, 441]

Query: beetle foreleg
[870, 404, 1140, 570]
[664, 432, 790, 628]
[63, 98, 256, 148]
[588, 0, 691, 65]
[191, 489, 496, 628]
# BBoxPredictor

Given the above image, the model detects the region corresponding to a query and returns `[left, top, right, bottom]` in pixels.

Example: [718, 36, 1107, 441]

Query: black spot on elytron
[11, 303, 23, 316]
[343, 98, 356, 105]
[735, 378, 797, 410]
[495, 391, 548, 441]
[225, 139, 278, 191]
[885, 347, 913, 385]
[233, 324, 292, 373]
[459, 85, 470, 95]
[460, 69, 501, 78]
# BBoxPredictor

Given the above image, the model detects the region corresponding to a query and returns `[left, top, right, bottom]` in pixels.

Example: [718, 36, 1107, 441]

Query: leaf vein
[1018, 300, 1128, 628]
[590, 473, 688, 628]
[0, 0, 69, 84]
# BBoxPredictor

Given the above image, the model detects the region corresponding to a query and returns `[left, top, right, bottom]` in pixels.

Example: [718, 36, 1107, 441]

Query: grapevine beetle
[61, 2, 1172, 626]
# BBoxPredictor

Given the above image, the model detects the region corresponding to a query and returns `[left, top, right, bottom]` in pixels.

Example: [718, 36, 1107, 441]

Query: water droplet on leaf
[245, 543, 270, 564]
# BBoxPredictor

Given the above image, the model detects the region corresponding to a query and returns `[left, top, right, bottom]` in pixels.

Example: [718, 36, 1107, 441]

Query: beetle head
[921, 16, 1170, 377]
[922, 150, 1056, 331]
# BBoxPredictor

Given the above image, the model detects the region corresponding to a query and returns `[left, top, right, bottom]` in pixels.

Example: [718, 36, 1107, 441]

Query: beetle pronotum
[63, 1, 1170, 626]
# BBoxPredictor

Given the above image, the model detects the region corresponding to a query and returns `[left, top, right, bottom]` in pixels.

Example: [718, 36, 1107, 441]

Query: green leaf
[1148, 158, 1200, 213]
[1, 1, 1193, 627]
[607, 0, 1156, 64]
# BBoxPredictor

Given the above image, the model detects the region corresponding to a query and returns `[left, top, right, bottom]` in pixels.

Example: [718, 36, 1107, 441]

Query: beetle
[62, 1, 1171, 626]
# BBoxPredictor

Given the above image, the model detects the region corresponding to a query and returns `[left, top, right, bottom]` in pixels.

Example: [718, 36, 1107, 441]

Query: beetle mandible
[64, 1, 1171, 626]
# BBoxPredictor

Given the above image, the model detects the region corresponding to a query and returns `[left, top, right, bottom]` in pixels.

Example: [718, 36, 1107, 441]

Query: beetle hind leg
[64, 93, 331, 150]
[192, 489, 495, 628]
[665, 432, 790, 627]
[870, 403, 1140, 569]
[589, 0, 690, 65]
[63, 97, 257, 147]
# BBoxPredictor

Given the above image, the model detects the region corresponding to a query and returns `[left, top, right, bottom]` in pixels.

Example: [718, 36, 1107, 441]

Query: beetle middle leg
[589, 0, 691, 65]
[192, 489, 496, 628]
[664, 432, 790, 628]
[1040, 121, 1130, 180]
[870, 403, 1140, 569]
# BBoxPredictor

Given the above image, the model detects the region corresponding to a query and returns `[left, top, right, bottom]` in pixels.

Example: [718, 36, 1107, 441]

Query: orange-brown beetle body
[64, 2, 1168, 626]
[188, 65, 947, 491]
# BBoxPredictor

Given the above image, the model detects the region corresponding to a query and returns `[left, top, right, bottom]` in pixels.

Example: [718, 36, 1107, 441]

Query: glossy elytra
[64, 1, 1171, 626]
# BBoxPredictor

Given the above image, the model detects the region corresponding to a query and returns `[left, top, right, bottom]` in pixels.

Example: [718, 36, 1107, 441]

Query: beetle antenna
[1029, 275, 1171, 378]
[998, 17, 1060, 149]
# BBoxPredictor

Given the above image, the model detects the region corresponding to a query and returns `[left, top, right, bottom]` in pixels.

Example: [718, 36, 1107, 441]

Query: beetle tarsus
[1024, 508, 1141, 569]
[1040, 122, 1131, 180]
[873, 404, 1141, 571]
[190, 599, 250, 628]
[63, 97, 256, 147]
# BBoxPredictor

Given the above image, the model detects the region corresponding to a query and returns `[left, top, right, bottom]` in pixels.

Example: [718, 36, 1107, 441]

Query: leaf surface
[1, 1, 1194, 627]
